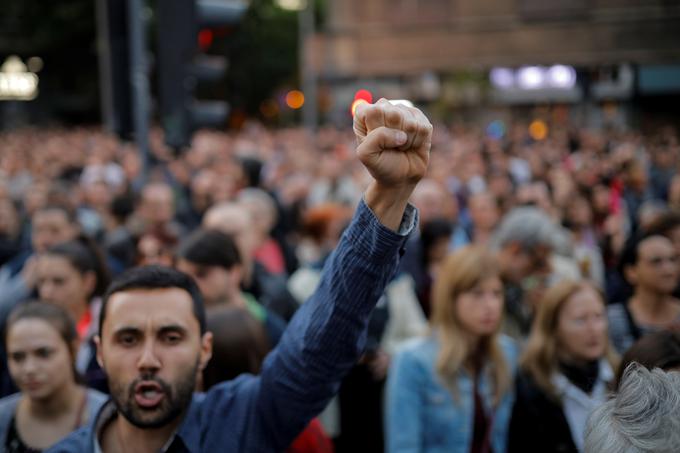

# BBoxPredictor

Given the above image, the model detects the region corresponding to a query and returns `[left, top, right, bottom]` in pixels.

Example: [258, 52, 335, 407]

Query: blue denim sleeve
[253, 198, 416, 449]
[386, 345, 425, 453]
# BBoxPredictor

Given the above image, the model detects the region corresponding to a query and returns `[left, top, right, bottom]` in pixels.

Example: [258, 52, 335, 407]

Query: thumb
[357, 127, 408, 157]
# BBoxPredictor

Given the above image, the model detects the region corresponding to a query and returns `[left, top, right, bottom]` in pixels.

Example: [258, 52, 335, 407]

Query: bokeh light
[529, 120, 548, 140]
[285, 90, 305, 109]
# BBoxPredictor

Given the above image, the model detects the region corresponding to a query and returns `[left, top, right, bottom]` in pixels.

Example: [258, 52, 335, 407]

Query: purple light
[490, 68, 514, 89]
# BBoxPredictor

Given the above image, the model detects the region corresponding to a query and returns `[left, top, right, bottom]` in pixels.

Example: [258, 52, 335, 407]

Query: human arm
[250, 101, 432, 449]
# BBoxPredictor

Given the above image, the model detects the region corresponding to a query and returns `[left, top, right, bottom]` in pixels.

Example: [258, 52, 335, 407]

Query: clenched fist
[353, 99, 432, 230]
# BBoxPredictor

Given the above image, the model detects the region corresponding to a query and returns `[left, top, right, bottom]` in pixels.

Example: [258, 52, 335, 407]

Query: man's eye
[163, 333, 182, 344]
[119, 335, 138, 346]
[10, 353, 25, 363]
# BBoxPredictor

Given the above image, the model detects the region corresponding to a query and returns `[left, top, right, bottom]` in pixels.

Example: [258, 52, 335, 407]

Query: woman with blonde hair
[386, 246, 518, 453]
[508, 280, 618, 453]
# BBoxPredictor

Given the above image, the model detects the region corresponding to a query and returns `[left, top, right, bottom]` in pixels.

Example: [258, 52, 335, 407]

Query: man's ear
[198, 332, 213, 372]
[228, 265, 244, 290]
[94, 335, 104, 369]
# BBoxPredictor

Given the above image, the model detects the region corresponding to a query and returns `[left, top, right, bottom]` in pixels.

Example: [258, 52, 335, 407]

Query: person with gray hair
[490, 206, 570, 338]
[584, 363, 680, 453]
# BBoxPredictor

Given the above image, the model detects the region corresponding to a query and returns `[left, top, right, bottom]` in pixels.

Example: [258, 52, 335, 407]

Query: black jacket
[508, 370, 578, 453]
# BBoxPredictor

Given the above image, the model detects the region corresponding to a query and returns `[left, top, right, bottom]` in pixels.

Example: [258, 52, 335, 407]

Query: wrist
[364, 181, 414, 231]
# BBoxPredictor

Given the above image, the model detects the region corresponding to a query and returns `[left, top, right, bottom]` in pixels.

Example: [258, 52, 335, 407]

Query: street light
[276, 0, 317, 132]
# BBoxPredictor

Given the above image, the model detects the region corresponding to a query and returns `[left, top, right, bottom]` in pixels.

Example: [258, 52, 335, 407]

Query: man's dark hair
[177, 229, 241, 270]
[99, 265, 206, 335]
[646, 211, 680, 238]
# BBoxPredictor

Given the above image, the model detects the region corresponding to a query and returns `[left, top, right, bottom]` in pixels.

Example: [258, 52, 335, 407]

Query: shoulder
[606, 303, 629, 332]
[395, 336, 436, 357]
[606, 302, 626, 317]
[85, 389, 108, 414]
[0, 392, 21, 412]
[392, 336, 438, 373]
[45, 427, 90, 453]
[0, 393, 20, 434]
[513, 368, 557, 410]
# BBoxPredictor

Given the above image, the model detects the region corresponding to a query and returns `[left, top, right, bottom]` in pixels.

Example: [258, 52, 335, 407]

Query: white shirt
[552, 360, 614, 452]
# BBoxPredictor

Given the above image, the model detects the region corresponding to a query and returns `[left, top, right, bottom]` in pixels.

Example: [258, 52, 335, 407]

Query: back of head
[615, 330, 680, 390]
[203, 306, 270, 390]
[584, 363, 680, 453]
[236, 188, 278, 233]
[490, 206, 560, 253]
[203, 201, 252, 235]
[177, 229, 241, 270]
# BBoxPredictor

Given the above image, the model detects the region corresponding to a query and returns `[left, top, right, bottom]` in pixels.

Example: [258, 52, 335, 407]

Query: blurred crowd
[1, 118, 680, 452]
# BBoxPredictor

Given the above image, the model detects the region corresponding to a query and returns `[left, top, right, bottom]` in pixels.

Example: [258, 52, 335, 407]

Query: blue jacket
[48, 199, 416, 453]
[386, 334, 519, 453]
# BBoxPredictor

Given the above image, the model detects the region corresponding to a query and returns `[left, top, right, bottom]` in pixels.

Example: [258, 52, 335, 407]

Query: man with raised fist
[49, 99, 432, 453]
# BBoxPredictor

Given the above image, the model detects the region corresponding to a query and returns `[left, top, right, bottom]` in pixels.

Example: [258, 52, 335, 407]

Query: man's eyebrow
[158, 324, 189, 335]
[112, 326, 143, 336]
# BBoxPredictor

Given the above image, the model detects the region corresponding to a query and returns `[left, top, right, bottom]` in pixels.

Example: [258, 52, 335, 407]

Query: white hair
[584, 363, 680, 453]
[490, 206, 565, 253]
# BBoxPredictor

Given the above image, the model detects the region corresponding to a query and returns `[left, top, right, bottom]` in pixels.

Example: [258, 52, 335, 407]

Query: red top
[76, 310, 92, 340]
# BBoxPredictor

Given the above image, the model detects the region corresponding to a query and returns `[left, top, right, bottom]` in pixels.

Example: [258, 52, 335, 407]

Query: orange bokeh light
[285, 90, 305, 109]
[529, 120, 548, 141]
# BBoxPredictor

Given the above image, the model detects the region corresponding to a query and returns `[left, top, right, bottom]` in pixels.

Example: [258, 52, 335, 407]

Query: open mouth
[134, 381, 165, 409]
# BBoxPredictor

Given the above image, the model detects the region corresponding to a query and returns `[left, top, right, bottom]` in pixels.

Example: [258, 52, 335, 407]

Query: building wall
[313, 0, 680, 78]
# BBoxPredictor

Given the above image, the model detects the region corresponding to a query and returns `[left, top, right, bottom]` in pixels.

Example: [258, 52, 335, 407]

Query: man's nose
[137, 339, 161, 372]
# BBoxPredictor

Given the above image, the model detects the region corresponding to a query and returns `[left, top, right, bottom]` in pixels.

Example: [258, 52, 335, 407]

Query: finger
[398, 108, 419, 151]
[409, 108, 433, 152]
[353, 101, 371, 141]
[364, 99, 391, 133]
[383, 103, 405, 132]
[357, 126, 408, 158]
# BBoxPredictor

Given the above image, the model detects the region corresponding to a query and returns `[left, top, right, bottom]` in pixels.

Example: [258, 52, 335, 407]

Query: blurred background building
[312, 0, 680, 129]
[1, 0, 680, 133]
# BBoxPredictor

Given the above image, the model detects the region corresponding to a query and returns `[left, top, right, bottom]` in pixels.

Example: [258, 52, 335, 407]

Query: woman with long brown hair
[386, 246, 518, 453]
[508, 280, 618, 453]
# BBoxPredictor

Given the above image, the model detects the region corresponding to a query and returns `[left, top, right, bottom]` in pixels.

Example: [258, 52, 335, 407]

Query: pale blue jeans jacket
[386, 334, 519, 453]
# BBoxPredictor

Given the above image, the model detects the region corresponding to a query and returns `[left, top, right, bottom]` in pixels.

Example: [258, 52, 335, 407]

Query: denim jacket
[386, 334, 519, 453]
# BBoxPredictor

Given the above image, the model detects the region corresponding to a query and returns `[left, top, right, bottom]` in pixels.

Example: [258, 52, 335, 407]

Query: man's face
[176, 259, 238, 307]
[501, 243, 551, 285]
[31, 210, 76, 253]
[628, 236, 678, 295]
[96, 288, 212, 429]
[140, 185, 175, 227]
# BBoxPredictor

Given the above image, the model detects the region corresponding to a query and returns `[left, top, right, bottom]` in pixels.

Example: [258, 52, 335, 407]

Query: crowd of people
[0, 103, 679, 452]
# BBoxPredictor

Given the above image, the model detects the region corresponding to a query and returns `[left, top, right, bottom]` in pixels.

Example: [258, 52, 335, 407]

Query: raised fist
[353, 99, 432, 191]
